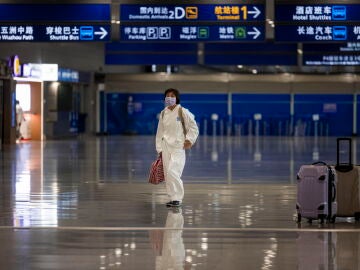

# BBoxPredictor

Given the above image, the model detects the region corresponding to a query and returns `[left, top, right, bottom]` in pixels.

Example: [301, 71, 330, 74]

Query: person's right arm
[155, 112, 163, 154]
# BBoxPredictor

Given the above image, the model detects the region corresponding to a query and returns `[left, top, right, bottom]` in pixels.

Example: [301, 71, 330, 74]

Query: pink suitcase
[296, 162, 337, 223]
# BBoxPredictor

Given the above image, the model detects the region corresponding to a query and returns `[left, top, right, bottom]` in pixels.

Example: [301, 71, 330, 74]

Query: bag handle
[336, 137, 353, 172]
[312, 161, 327, 166]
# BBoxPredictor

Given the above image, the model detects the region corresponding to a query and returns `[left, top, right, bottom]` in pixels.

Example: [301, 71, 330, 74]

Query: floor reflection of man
[150, 209, 190, 270]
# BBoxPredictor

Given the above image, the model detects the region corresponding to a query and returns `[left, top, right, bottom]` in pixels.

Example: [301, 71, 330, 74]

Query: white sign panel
[23, 63, 58, 81]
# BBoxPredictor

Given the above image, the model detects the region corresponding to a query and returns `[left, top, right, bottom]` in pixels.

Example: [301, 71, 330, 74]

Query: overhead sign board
[120, 4, 265, 22]
[0, 4, 111, 42]
[120, 25, 264, 42]
[0, 25, 110, 41]
[276, 4, 360, 22]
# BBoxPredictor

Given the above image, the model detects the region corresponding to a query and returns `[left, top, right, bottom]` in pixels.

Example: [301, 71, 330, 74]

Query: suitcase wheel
[318, 214, 326, 224]
[330, 215, 336, 224]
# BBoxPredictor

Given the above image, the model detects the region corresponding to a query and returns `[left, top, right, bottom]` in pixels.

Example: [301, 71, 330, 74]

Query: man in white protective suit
[155, 88, 199, 207]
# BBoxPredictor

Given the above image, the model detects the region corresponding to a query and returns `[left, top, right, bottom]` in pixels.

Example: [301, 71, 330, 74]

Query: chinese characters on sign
[291, 6, 339, 21]
[341, 42, 360, 51]
[0, 26, 34, 40]
[276, 25, 360, 42]
[275, 4, 360, 22]
[296, 25, 337, 41]
[46, 26, 80, 40]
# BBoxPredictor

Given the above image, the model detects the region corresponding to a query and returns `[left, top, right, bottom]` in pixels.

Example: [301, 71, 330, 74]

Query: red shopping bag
[149, 155, 165, 184]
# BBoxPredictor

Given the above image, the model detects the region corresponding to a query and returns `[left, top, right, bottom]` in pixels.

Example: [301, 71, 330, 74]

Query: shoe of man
[166, 201, 181, 207]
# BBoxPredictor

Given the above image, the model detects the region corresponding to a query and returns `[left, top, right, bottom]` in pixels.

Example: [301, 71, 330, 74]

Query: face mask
[165, 97, 176, 107]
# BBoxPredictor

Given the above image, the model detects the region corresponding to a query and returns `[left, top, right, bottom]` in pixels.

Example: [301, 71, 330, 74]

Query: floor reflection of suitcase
[296, 162, 337, 224]
[335, 138, 360, 221]
[297, 232, 336, 270]
[335, 233, 359, 270]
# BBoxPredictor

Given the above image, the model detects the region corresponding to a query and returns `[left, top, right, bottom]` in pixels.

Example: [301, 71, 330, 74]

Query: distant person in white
[156, 88, 199, 207]
[15, 100, 25, 141]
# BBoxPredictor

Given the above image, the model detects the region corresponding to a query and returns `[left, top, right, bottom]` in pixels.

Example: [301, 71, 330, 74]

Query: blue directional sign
[120, 4, 265, 22]
[275, 4, 360, 22]
[0, 4, 110, 21]
[303, 43, 360, 66]
[0, 4, 111, 42]
[58, 68, 79, 82]
[275, 25, 360, 42]
[120, 25, 264, 42]
[0, 25, 110, 42]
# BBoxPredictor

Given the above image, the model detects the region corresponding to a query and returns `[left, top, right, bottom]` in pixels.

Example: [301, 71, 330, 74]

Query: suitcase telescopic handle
[336, 138, 353, 172]
[336, 137, 352, 166]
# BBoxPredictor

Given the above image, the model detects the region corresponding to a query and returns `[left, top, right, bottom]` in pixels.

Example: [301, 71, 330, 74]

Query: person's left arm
[183, 109, 199, 149]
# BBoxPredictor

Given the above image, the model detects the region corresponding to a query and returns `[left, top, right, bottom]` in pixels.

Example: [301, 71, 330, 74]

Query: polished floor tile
[0, 136, 359, 269]
[0, 227, 358, 270]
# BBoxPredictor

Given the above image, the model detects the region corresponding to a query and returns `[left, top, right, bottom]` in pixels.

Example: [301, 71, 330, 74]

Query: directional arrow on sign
[248, 6, 261, 19]
[94, 27, 108, 39]
[248, 27, 261, 39]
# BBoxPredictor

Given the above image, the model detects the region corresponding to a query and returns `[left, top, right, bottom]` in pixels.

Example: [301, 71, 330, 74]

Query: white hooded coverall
[156, 105, 199, 202]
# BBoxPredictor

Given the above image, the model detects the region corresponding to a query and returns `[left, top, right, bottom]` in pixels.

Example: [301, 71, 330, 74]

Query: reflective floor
[0, 136, 359, 269]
